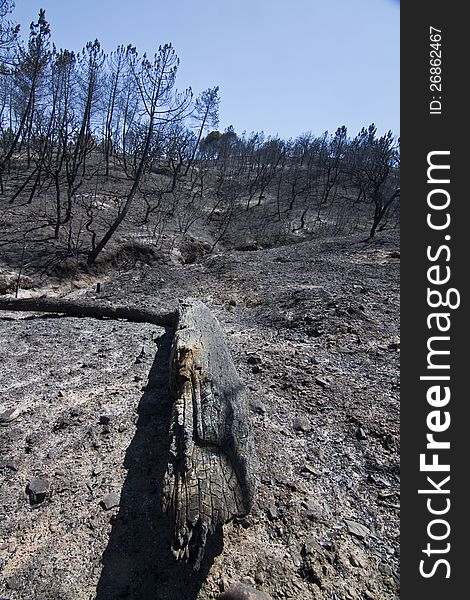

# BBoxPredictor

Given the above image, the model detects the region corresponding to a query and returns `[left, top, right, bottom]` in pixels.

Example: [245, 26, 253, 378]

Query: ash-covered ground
[0, 231, 399, 600]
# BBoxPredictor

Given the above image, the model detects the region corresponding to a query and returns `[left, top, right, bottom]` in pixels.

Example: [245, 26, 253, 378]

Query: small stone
[251, 365, 261, 374]
[368, 474, 390, 488]
[349, 553, 364, 568]
[307, 327, 323, 337]
[315, 377, 328, 388]
[302, 539, 323, 556]
[27, 478, 50, 505]
[247, 354, 262, 365]
[218, 582, 273, 600]
[379, 562, 393, 576]
[99, 415, 112, 425]
[92, 464, 103, 476]
[53, 415, 70, 431]
[101, 492, 120, 510]
[0, 407, 21, 425]
[302, 505, 324, 523]
[234, 515, 252, 528]
[345, 519, 370, 539]
[47, 447, 60, 459]
[6, 575, 23, 590]
[25, 432, 41, 452]
[249, 398, 266, 415]
[0, 459, 18, 471]
[293, 415, 311, 433]
[356, 427, 367, 440]
[300, 464, 320, 476]
[88, 517, 100, 530]
[267, 503, 278, 520]
[289, 549, 302, 568]
[229, 299, 237, 307]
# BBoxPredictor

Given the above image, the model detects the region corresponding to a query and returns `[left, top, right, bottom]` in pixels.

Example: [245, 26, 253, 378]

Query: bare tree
[0, 9, 49, 193]
[0, 0, 19, 72]
[86, 44, 192, 264]
[184, 86, 219, 175]
[347, 125, 400, 239]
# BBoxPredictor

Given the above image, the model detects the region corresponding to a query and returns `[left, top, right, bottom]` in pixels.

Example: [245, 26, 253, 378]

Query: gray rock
[249, 398, 266, 415]
[349, 552, 364, 568]
[101, 492, 120, 510]
[345, 519, 370, 539]
[315, 377, 328, 388]
[267, 503, 278, 520]
[302, 538, 323, 556]
[356, 427, 367, 440]
[293, 415, 311, 433]
[302, 502, 325, 523]
[300, 463, 320, 477]
[0, 407, 21, 425]
[6, 575, 23, 590]
[247, 354, 262, 365]
[27, 478, 50, 505]
[289, 548, 302, 567]
[0, 459, 18, 471]
[379, 562, 393, 576]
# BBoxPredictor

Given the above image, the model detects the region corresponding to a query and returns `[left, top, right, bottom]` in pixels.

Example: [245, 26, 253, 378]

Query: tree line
[0, 3, 399, 270]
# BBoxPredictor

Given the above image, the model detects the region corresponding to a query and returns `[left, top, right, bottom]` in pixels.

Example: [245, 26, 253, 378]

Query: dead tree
[163, 299, 256, 569]
[0, 296, 175, 326]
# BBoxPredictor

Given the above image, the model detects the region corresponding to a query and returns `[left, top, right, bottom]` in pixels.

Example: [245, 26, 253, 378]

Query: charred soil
[0, 230, 399, 600]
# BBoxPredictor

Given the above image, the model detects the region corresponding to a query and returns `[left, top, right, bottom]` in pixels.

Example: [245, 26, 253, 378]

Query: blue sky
[12, 0, 399, 140]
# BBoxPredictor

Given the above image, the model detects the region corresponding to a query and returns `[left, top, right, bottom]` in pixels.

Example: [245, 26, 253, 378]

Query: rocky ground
[0, 230, 400, 600]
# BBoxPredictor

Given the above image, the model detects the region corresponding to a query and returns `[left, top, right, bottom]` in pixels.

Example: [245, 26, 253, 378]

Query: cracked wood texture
[163, 299, 256, 569]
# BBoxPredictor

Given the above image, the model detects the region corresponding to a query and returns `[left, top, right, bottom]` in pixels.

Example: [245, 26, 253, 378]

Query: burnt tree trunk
[0, 297, 175, 327]
[163, 299, 256, 569]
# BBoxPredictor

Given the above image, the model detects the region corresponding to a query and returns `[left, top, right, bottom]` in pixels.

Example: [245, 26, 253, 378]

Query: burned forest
[1, 4, 400, 600]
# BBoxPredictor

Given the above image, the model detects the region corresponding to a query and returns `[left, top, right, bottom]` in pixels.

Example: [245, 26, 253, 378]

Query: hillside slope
[0, 231, 400, 600]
